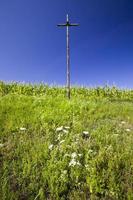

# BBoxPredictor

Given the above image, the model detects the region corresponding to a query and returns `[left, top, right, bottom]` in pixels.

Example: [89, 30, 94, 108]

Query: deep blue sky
[0, 0, 133, 87]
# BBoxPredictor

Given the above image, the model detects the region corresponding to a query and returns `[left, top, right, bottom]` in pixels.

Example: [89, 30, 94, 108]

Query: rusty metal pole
[57, 14, 79, 99]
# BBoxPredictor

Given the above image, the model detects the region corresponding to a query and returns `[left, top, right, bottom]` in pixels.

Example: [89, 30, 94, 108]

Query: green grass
[0, 82, 133, 200]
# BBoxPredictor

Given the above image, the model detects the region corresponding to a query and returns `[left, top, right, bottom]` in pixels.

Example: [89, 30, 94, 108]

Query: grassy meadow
[0, 82, 133, 200]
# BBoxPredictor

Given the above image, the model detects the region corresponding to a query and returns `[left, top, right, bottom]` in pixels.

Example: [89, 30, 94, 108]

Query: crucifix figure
[57, 14, 79, 99]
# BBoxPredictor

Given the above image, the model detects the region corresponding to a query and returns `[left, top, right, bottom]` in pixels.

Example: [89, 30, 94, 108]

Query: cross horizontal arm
[57, 23, 79, 27]
[69, 23, 79, 26]
[57, 24, 67, 27]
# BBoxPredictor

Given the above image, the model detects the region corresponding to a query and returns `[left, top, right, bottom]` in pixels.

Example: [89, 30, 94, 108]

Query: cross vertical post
[57, 14, 79, 99]
[66, 15, 70, 99]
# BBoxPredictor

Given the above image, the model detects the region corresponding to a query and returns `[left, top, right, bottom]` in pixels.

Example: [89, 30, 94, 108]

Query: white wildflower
[60, 170, 68, 179]
[56, 126, 63, 132]
[49, 144, 54, 150]
[60, 140, 65, 144]
[121, 121, 126, 124]
[69, 159, 81, 167]
[126, 128, 131, 132]
[74, 141, 78, 145]
[88, 149, 93, 154]
[76, 161, 81, 166]
[57, 134, 61, 140]
[20, 127, 26, 131]
[64, 126, 70, 129]
[0, 143, 4, 148]
[83, 131, 89, 135]
[63, 129, 68, 134]
[69, 159, 77, 166]
[62, 170, 67, 175]
[85, 164, 89, 168]
[71, 152, 77, 158]
[78, 154, 82, 157]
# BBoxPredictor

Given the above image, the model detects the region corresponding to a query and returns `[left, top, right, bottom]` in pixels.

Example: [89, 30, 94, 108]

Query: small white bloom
[63, 170, 67, 175]
[85, 164, 89, 168]
[74, 141, 78, 145]
[126, 128, 131, 132]
[49, 144, 54, 150]
[57, 134, 61, 140]
[121, 121, 126, 124]
[71, 152, 77, 158]
[20, 127, 26, 131]
[78, 154, 82, 157]
[63, 129, 68, 134]
[83, 131, 89, 135]
[56, 126, 64, 131]
[60, 140, 65, 144]
[88, 149, 93, 154]
[69, 159, 77, 166]
[76, 161, 81, 166]
[69, 158, 81, 167]
[0, 143, 4, 148]
[64, 126, 70, 129]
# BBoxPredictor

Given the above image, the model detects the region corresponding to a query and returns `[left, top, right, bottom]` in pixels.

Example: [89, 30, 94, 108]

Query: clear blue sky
[0, 0, 133, 87]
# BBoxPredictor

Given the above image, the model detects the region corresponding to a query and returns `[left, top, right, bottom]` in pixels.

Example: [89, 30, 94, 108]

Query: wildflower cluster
[69, 152, 81, 167]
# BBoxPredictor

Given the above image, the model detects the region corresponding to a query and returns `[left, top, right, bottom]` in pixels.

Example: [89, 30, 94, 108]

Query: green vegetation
[0, 81, 133, 200]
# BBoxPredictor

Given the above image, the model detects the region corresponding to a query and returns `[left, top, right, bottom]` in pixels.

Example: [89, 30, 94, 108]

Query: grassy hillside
[0, 82, 133, 200]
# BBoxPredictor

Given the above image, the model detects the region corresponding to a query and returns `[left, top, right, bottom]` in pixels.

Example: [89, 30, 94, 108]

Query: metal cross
[57, 14, 79, 99]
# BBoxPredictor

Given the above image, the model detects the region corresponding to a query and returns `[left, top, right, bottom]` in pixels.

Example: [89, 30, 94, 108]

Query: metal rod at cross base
[57, 14, 79, 99]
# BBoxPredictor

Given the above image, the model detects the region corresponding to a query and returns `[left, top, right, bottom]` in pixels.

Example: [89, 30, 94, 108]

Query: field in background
[0, 82, 133, 200]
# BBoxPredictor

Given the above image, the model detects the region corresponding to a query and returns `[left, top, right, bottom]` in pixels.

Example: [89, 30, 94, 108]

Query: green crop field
[0, 81, 133, 200]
